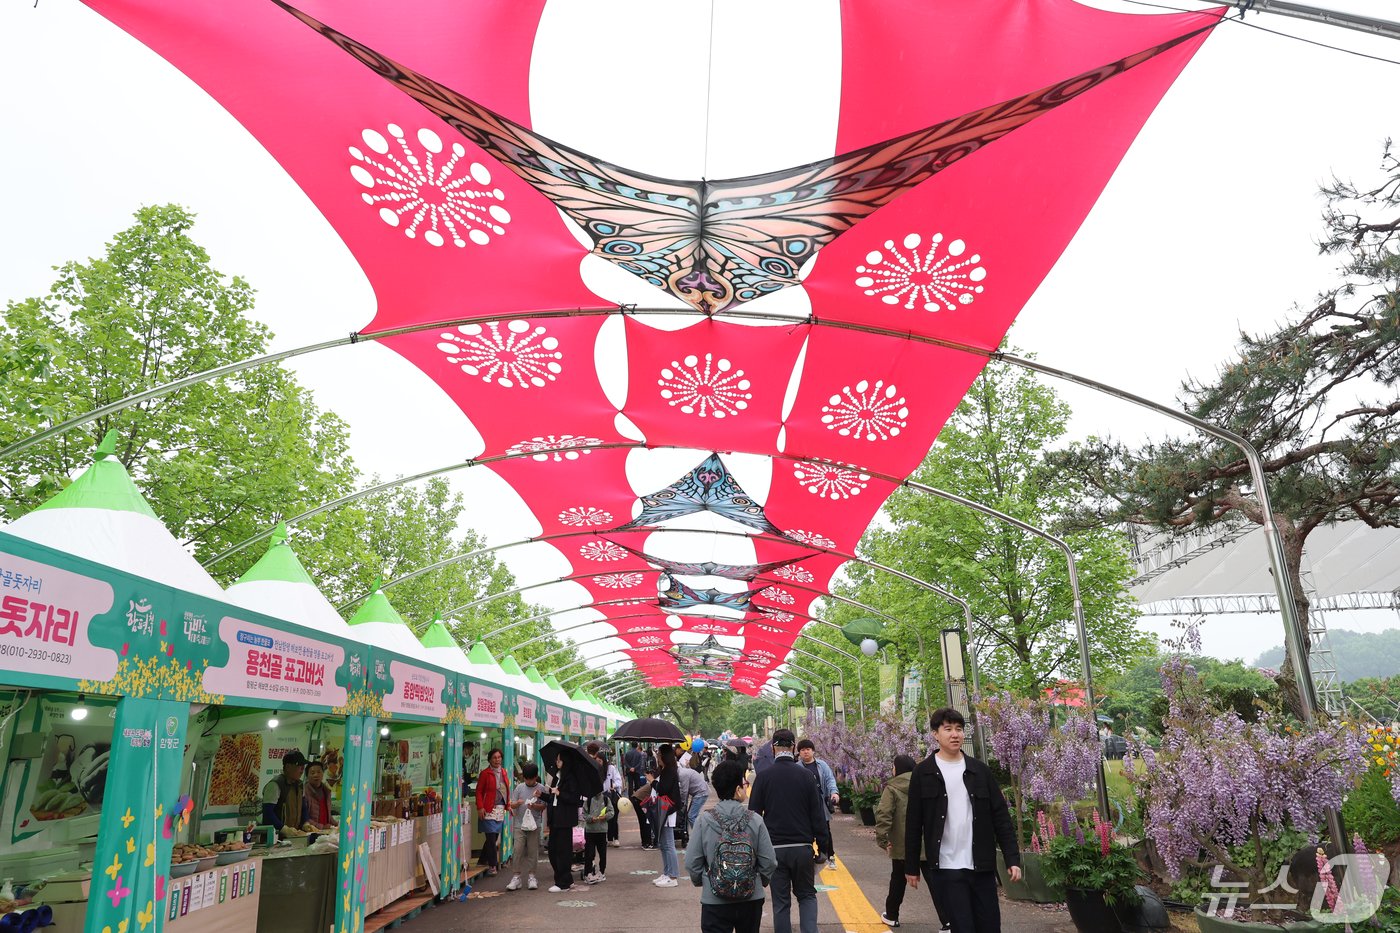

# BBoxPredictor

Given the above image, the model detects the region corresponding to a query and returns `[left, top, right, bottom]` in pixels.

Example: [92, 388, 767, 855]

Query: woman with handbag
[475, 748, 509, 877]
[652, 744, 681, 887]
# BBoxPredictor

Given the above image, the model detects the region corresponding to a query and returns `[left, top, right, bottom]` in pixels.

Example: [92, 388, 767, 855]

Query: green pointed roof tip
[466, 641, 497, 666]
[524, 666, 546, 684]
[95, 429, 119, 461]
[419, 619, 459, 650]
[34, 432, 158, 518]
[570, 688, 589, 702]
[347, 588, 409, 628]
[499, 655, 525, 677]
[545, 675, 564, 691]
[236, 523, 317, 586]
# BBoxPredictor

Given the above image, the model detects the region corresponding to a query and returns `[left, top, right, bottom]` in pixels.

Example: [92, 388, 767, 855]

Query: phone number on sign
[0, 643, 72, 665]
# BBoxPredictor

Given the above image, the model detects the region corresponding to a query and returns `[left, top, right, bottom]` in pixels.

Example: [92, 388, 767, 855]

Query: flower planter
[838, 796, 854, 815]
[1194, 908, 1322, 933]
[1065, 888, 1123, 933]
[859, 807, 877, 826]
[997, 851, 1064, 903]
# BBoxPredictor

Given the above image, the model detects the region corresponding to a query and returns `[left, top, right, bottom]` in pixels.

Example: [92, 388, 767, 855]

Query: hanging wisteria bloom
[821, 379, 909, 441]
[578, 539, 627, 562]
[436, 320, 561, 389]
[783, 528, 835, 549]
[658, 353, 752, 418]
[771, 564, 815, 584]
[759, 586, 796, 606]
[792, 460, 871, 500]
[349, 124, 510, 247]
[592, 572, 645, 589]
[557, 506, 613, 527]
[506, 434, 602, 462]
[854, 232, 985, 311]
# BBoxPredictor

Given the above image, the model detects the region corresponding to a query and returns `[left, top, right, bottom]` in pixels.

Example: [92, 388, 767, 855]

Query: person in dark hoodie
[747, 729, 826, 933]
[904, 708, 1020, 933]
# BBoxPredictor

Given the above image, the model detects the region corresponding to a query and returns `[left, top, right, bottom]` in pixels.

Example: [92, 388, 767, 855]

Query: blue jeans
[687, 793, 708, 831]
[658, 823, 679, 878]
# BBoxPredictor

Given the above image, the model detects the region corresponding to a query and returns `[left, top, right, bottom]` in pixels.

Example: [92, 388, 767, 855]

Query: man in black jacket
[748, 729, 826, 933]
[623, 742, 653, 848]
[904, 708, 1020, 933]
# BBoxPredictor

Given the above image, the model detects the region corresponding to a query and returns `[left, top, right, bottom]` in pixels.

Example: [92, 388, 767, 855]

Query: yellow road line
[819, 857, 892, 933]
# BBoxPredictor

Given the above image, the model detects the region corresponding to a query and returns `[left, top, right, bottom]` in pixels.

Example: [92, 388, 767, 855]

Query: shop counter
[163, 857, 262, 933]
[255, 848, 336, 933]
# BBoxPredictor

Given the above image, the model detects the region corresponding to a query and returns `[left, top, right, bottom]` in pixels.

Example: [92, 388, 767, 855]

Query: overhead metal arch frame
[12, 299, 1329, 832]
[7, 300, 1325, 727]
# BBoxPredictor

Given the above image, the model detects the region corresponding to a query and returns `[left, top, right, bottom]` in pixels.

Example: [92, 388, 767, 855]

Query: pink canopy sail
[81, 0, 1221, 691]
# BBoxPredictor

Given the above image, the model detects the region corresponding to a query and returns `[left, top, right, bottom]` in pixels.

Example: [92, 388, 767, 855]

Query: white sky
[1, 0, 1397, 671]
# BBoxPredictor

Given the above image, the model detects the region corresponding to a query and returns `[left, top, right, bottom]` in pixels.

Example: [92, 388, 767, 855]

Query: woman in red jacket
[475, 748, 509, 876]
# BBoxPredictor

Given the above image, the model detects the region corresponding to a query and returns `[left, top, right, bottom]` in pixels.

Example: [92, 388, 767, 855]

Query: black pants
[629, 780, 652, 846]
[481, 831, 499, 869]
[936, 868, 999, 933]
[700, 899, 765, 933]
[547, 825, 575, 890]
[584, 834, 607, 875]
[606, 792, 620, 841]
[887, 858, 909, 921]
[770, 845, 818, 933]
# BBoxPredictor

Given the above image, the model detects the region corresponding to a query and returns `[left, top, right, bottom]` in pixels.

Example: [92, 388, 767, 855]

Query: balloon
[691, 738, 704, 754]
[616, 796, 633, 816]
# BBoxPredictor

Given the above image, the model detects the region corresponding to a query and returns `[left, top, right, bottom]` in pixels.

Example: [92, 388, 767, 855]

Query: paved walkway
[413, 802, 1073, 933]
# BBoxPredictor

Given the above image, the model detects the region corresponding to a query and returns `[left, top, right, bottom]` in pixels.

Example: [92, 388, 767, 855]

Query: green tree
[1099, 653, 1278, 733]
[628, 686, 733, 735]
[0, 204, 358, 566]
[843, 363, 1152, 697]
[1050, 146, 1400, 716]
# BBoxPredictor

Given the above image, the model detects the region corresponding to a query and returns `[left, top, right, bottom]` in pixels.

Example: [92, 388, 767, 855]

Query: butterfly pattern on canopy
[617, 453, 781, 536]
[271, 0, 1215, 315]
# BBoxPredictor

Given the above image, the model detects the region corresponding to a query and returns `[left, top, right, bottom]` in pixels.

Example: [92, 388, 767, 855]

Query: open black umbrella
[610, 717, 685, 743]
[539, 739, 604, 799]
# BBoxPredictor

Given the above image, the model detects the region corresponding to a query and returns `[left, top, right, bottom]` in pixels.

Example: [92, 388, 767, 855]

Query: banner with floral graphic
[334, 716, 378, 933]
[84, 697, 188, 933]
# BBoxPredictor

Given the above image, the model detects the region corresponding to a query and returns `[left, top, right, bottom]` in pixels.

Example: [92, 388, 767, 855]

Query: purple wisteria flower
[1124, 650, 1368, 898]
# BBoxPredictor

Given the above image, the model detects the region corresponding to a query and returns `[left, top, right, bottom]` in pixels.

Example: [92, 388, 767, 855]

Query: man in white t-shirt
[903, 708, 1020, 933]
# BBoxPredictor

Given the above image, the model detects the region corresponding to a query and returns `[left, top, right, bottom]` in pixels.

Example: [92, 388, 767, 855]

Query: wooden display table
[164, 857, 261, 933]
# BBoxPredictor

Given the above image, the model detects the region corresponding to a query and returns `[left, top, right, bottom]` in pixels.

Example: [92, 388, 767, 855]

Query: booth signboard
[381, 659, 447, 721]
[568, 711, 582, 736]
[203, 616, 348, 708]
[584, 715, 596, 737]
[466, 681, 505, 726]
[515, 694, 538, 731]
[545, 705, 564, 732]
[0, 532, 372, 711]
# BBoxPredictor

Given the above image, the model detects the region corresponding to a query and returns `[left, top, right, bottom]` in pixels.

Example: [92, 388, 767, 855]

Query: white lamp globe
[786, 689, 797, 699]
[860, 638, 879, 657]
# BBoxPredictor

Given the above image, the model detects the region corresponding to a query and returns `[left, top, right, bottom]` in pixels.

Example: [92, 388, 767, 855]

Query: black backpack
[707, 810, 757, 899]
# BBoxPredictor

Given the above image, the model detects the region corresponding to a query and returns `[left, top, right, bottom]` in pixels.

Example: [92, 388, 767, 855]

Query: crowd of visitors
[466, 707, 1021, 933]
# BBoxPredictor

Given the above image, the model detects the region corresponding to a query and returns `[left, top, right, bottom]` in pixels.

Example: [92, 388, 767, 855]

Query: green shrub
[1343, 768, 1400, 847]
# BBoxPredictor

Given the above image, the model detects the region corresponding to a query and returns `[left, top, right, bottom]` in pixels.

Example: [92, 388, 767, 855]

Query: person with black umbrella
[541, 740, 602, 893]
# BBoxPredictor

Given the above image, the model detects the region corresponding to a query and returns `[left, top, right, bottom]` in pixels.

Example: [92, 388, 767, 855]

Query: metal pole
[1214, 0, 1400, 39]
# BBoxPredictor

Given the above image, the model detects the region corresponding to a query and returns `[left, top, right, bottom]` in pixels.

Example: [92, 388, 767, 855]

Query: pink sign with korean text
[569, 711, 582, 735]
[585, 715, 597, 736]
[204, 617, 347, 707]
[468, 682, 504, 726]
[0, 550, 116, 683]
[545, 705, 564, 732]
[515, 694, 538, 728]
[383, 660, 447, 719]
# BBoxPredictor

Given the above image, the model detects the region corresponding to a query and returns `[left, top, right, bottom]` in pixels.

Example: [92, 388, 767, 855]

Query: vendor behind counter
[261, 750, 307, 832]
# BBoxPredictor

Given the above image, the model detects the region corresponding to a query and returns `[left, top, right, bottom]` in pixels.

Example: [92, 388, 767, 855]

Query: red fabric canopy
[81, 0, 1220, 687]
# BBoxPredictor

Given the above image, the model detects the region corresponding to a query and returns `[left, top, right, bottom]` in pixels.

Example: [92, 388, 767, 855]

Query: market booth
[0, 441, 614, 933]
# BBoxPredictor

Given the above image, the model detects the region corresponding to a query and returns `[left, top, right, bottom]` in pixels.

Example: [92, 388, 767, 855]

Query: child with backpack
[582, 790, 611, 884]
[685, 759, 777, 933]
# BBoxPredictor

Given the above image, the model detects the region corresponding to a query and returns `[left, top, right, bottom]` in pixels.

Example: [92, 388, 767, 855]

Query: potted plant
[851, 784, 883, 825]
[1127, 640, 1369, 932]
[1041, 809, 1143, 933]
[979, 692, 1102, 903]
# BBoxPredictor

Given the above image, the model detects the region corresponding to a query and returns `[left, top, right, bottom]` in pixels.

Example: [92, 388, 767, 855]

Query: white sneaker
[547, 885, 564, 893]
[655, 876, 679, 887]
[527, 875, 538, 890]
[652, 875, 669, 886]
[880, 913, 900, 927]
[505, 874, 521, 891]
[583, 872, 600, 885]
[608, 840, 621, 848]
